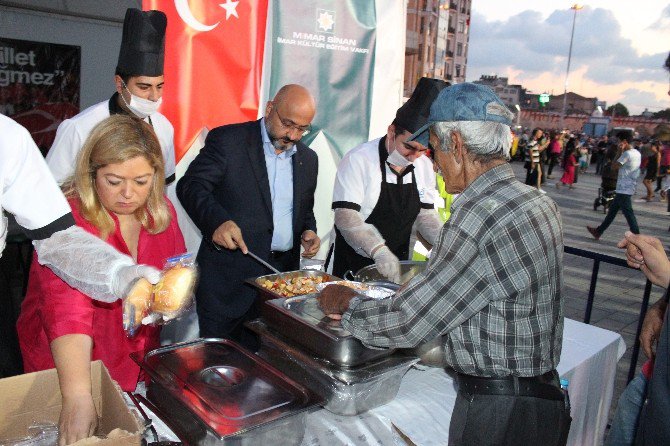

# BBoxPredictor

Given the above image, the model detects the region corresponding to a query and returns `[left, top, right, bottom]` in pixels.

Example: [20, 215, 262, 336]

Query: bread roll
[152, 265, 196, 316]
[125, 278, 153, 326]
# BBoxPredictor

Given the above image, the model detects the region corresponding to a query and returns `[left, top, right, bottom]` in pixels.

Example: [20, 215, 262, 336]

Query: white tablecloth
[300, 318, 626, 446]
[144, 318, 625, 445]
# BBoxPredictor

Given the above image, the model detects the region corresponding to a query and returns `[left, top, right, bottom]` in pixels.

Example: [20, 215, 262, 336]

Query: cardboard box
[0, 360, 143, 445]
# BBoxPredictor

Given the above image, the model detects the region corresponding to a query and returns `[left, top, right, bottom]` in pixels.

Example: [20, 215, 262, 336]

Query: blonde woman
[17, 115, 185, 445]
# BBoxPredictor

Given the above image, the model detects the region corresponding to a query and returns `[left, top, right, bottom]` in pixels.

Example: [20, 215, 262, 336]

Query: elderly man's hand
[317, 284, 357, 320]
[640, 299, 667, 359]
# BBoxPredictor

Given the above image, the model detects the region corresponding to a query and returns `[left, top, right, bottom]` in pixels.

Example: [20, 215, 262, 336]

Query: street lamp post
[514, 104, 521, 128]
[560, 4, 583, 131]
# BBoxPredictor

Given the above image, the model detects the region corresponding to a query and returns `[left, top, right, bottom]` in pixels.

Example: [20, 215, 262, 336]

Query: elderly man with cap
[331, 77, 447, 282]
[47, 8, 175, 185]
[319, 83, 569, 446]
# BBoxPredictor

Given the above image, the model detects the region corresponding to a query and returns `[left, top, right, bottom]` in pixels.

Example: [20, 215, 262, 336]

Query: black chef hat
[394, 77, 449, 133]
[116, 8, 167, 77]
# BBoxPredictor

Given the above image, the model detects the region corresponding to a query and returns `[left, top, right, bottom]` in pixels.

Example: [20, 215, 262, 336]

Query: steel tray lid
[138, 339, 318, 436]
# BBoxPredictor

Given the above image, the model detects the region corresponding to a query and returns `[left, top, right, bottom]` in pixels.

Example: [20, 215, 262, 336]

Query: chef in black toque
[331, 78, 448, 282]
[47, 8, 176, 186]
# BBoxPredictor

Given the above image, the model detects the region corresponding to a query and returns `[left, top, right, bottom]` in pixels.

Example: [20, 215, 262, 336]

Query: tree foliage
[652, 108, 670, 120]
[606, 103, 629, 117]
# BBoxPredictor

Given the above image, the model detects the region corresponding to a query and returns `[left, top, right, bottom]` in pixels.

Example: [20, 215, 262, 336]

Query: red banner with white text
[143, 0, 268, 163]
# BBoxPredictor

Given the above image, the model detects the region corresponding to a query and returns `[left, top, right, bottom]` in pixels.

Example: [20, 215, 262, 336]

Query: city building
[404, 0, 471, 96]
[521, 91, 599, 115]
[547, 92, 598, 115]
[473, 75, 525, 109]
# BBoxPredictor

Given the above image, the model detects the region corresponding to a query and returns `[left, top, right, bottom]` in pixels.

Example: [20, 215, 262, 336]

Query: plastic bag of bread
[123, 253, 198, 337]
[151, 253, 198, 321]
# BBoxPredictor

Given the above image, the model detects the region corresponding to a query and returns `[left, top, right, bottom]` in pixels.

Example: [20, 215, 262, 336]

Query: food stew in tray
[259, 275, 329, 297]
[247, 270, 342, 300]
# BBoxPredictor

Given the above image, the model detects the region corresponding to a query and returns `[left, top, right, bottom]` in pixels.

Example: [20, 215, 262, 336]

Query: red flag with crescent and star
[142, 0, 268, 163]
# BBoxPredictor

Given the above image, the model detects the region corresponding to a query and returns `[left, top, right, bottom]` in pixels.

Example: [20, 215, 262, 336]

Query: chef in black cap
[331, 77, 448, 282]
[47, 8, 176, 186]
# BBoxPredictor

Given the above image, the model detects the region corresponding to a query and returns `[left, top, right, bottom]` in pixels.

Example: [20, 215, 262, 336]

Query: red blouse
[17, 197, 186, 391]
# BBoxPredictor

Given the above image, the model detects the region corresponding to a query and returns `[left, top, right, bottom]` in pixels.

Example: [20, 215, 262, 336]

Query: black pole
[584, 259, 600, 324]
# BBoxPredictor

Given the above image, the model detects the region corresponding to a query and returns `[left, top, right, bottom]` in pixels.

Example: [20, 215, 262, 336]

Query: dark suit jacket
[177, 119, 318, 318]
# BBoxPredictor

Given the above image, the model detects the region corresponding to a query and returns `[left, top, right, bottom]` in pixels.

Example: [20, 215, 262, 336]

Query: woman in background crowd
[546, 131, 563, 179]
[643, 141, 660, 202]
[556, 146, 578, 189]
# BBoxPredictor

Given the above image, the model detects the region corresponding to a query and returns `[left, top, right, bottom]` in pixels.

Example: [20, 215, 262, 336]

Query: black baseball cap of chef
[116, 8, 167, 77]
[394, 77, 449, 134]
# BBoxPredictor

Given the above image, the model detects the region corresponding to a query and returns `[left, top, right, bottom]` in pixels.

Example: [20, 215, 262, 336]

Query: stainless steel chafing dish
[248, 320, 419, 416]
[133, 339, 321, 445]
[245, 270, 341, 301]
[260, 294, 396, 367]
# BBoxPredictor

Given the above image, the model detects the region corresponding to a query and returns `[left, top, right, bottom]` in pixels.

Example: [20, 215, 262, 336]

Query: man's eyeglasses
[402, 141, 434, 160]
[274, 106, 312, 135]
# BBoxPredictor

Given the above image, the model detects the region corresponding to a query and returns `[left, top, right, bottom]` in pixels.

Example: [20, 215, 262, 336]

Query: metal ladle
[246, 250, 282, 275]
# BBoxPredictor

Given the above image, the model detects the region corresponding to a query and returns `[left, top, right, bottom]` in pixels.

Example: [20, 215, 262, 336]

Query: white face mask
[387, 134, 412, 168]
[121, 82, 162, 119]
[387, 149, 411, 168]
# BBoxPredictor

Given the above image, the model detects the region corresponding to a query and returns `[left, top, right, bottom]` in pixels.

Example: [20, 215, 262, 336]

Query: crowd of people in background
[516, 127, 670, 205]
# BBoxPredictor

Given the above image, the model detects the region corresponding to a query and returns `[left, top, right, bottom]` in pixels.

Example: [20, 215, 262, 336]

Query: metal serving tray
[350, 260, 427, 285]
[247, 320, 418, 415]
[133, 339, 321, 445]
[245, 270, 341, 301]
[260, 294, 395, 367]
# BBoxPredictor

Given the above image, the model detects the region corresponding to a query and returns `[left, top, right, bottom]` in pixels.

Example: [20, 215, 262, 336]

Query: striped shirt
[527, 140, 541, 163]
[342, 164, 564, 377]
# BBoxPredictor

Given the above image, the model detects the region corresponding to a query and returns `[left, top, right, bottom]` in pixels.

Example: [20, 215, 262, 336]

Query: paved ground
[509, 160, 670, 431]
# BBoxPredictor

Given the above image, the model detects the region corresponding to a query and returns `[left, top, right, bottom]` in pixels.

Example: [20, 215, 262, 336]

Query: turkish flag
[143, 0, 268, 162]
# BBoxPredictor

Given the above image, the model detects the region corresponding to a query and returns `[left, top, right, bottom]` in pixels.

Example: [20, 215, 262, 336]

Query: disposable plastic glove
[111, 263, 162, 299]
[334, 208, 386, 257]
[372, 245, 401, 283]
[415, 208, 444, 246]
[34, 225, 159, 302]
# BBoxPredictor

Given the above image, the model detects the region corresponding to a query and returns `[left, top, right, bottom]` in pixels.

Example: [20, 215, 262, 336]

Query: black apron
[333, 137, 421, 278]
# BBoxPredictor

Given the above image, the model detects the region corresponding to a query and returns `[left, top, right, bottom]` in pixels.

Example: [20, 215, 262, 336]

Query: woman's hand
[58, 393, 98, 445]
[50, 334, 95, 445]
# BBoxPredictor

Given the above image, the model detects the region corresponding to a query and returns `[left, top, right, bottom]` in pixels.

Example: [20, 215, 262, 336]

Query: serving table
[140, 318, 625, 445]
